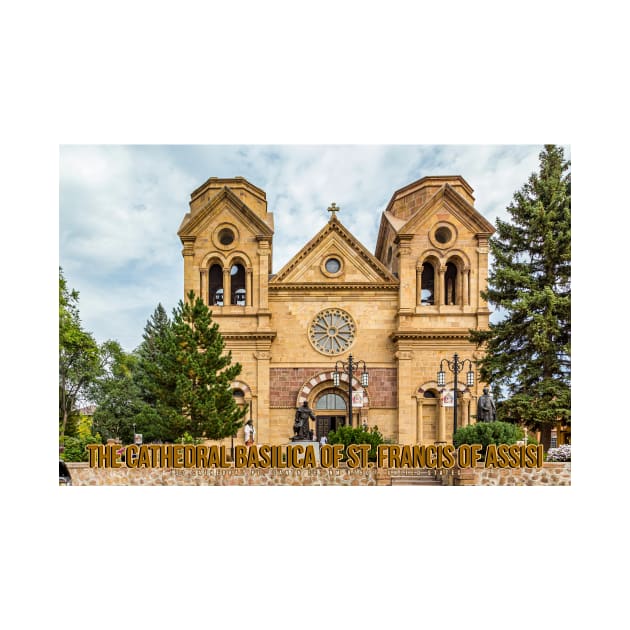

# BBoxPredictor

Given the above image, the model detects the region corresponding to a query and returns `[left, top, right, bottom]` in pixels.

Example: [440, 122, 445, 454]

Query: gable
[399, 184, 494, 237]
[178, 186, 273, 239]
[271, 217, 398, 287]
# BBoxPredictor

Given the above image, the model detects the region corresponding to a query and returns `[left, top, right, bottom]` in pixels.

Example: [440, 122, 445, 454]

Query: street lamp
[333, 354, 368, 427]
[437, 353, 475, 439]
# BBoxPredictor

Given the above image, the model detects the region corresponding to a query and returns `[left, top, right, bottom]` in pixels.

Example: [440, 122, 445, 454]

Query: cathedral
[177, 174, 495, 446]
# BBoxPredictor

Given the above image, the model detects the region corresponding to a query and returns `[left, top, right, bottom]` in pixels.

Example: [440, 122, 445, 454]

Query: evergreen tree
[170, 291, 247, 439]
[470, 145, 571, 447]
[59, 268, 101, 438]
[134, 304, 181, 441]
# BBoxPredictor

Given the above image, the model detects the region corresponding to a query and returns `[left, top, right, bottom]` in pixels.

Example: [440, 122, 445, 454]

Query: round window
[308, 308, 356, 355]
[435, 226, 452, 244]
[325, 258, 341, 273]
[218, 228, 235, 246]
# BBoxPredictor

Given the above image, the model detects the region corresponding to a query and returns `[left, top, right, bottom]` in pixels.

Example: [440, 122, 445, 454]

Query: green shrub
[60, 433, 102, 462]
[453, 421, 534, 456]
[326, 425, 385, 462]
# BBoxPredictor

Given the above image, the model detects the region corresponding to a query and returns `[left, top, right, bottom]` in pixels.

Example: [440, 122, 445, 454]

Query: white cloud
[60, 144, 565, 350]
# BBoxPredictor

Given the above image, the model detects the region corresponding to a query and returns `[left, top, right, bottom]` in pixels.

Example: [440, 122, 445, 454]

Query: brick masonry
[269, 367, 398, 408]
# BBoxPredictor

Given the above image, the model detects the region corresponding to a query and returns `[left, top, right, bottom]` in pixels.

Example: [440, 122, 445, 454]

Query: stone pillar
[416, 264, 423, 306]
[246, 268, 253, 307]
[396, 236, 414, 318]
[438, 266, 446, 306]
[416, 396, 424, 444]
[254, 349, 271, 444]
[180, 236, 196, 296]
[395, 349, 415, 443]
[200, 268, 208, 305]
[463, 268, 470, 306]
[438, 399, 446, 442]
[462, 394, 470, 426]
[223, 267, 231, 306]
[257, 237, 271, 312]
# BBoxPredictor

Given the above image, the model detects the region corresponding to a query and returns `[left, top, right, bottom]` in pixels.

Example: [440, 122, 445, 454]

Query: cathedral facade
[178, 174, 495, 446]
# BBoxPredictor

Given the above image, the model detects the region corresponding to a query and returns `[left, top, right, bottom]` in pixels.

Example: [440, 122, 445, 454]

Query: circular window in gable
[213, 223, 239, 250]
[429, 222, 457, 249]
[218, 228, 235, 245]
[321, 256, 343, 278]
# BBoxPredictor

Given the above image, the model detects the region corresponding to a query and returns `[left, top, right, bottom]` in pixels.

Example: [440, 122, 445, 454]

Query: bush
[546, 445, 571, 462]
[453, 421, 533, 456]
[60, 433, 102, 462]
[326, 425, 385, 462]
[176, 431, 204, 445]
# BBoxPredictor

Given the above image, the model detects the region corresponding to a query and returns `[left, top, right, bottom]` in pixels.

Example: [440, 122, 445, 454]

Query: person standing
[244, 419, 255, 446]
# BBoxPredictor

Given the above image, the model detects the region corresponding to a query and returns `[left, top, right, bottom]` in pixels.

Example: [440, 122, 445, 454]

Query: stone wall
[438, 462, 571, 486]
[66, 462, 380, 486]
[66, 461, 570, 486]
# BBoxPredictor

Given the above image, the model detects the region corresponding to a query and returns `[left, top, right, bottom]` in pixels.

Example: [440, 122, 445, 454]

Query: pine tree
[134, 304, 182, 441]
[171, 291, 247, 439]
[470, 145, 570, 447]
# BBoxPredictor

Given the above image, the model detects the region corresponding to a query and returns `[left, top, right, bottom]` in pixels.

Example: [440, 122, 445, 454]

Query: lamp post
[333, 355, 369, 427]
[437, 353, 475, 440]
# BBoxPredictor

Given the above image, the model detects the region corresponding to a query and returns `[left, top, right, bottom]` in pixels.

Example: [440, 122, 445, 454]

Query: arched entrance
[313, 390, 347, 438]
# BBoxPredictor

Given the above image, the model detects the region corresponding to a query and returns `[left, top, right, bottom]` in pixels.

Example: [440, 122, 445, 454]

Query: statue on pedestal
[477, 387, 496, 422]
[293, 401, 316, 440]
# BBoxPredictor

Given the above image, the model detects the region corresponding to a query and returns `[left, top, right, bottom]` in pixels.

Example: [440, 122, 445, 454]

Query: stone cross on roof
[327, 202, 340, 219]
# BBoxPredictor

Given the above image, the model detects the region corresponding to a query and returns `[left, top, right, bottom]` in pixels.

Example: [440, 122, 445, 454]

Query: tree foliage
[327, 425, 385, 461]
[470, 145, 571, 442]
[454, 421, 535, 456]
[169, 291, 247, 439]
[59, 268, 101, 438]
[91, 340, 146, 443]
[134, 304, 181, 441]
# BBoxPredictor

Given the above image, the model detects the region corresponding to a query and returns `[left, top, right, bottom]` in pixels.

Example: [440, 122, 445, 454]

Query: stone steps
[390, 473, 442, 486]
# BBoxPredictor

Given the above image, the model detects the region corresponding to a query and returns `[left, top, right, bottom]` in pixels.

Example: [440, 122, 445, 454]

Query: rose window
[308, 308, 356, 355]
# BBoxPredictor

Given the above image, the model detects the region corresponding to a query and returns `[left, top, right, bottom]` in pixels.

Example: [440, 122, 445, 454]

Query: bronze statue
[293, 401, 316, 440]
[477, 387, 496, 422]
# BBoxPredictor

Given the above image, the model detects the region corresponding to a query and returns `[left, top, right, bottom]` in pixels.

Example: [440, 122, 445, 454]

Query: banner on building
[441, 390, 454, 407]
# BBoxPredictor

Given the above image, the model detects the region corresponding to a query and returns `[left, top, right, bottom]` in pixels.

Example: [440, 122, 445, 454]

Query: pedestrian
[244, 419, 255, 446]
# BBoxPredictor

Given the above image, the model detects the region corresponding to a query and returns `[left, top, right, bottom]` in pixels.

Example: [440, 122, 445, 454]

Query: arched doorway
[314, 390, 347, 438]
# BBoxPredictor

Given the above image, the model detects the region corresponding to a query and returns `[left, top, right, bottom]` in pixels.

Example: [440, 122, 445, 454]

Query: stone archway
[296, 370, 369, 407]
[296, 370, 370, 429]
[416, 380, 472, 444]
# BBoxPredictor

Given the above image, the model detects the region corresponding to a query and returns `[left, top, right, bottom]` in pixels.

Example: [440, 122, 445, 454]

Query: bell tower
[178, 177, 277, 442]
[375, 175, 495, 444]
[177, 176, 275, 328]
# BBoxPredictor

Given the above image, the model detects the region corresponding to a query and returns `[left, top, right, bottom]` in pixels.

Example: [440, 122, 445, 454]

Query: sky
[59, 144, 568, 351]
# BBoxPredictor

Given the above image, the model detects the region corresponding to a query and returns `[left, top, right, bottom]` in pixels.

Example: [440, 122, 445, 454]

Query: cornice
[269, 282, 399, 291]
[221, 331, 277, 341]
[390, 330, 473, 341]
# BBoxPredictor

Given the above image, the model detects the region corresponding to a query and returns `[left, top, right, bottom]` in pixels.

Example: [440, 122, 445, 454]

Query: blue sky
[59, 144, 567, 351]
